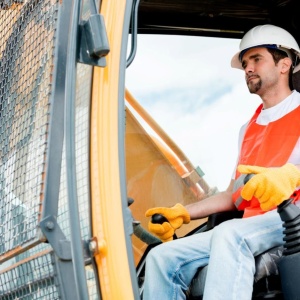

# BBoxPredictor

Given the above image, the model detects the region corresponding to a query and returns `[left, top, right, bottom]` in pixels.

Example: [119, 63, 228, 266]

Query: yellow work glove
[145, 203, 190, 242]
[238, 163, 300, 211]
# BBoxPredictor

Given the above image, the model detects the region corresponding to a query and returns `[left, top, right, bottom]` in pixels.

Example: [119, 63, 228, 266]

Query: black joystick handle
[243, 172, 300, 299]
[243, 173, 255, 184]
[277, 196, 300, 299]
[151, 213, 177, 240]
[151, 214, 169, 224]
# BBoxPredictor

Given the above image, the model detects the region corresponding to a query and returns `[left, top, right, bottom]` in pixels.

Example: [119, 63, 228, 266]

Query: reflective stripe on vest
[233, 104, 300, 217]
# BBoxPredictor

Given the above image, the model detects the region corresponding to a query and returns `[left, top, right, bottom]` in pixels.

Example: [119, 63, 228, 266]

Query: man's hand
[145, 203, 190, 242]
[238, 163, 300, 211]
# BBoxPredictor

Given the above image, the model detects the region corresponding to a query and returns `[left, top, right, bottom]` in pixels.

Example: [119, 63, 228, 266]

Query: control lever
[243, 173, 255, 184]
[151, 214, 177, 240]
[128, 197, 160, 244]
[277, 196, 300, 299]
[243, 173, 300, 299]
[151, 214, 169, 224]
[243, 173, 291, 208]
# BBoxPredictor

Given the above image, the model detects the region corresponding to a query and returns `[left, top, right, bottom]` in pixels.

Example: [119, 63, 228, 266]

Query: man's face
[241, 47, 280, 95]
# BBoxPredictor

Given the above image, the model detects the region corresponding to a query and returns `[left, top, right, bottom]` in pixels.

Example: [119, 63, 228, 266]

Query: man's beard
[248, 78, 262, 94]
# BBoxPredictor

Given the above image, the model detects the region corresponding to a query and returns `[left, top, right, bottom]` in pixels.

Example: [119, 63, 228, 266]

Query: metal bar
[126, 0, 141, 67]
[65, 0, 89, 298]
[39, 0, 87, 298]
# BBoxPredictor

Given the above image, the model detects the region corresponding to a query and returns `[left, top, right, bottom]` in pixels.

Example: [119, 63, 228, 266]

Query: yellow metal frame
[125, 89, 212, 198]
[90, 0, 135, 299]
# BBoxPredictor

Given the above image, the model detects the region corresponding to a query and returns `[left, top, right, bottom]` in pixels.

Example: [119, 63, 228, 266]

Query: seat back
[188, 211, 284, 299]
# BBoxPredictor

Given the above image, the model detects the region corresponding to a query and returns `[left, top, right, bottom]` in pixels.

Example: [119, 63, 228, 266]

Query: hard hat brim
[231, 51, 242, 70]
[231, 45, 299, 73]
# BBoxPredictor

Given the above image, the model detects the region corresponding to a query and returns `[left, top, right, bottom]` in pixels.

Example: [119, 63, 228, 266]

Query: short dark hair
[267, 48, 293, 89]
[266, 48, 289, 64]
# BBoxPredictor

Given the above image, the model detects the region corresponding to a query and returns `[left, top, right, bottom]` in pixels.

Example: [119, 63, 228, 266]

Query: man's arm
[186, 179, 236, 220]
[145, 179, 236, 242]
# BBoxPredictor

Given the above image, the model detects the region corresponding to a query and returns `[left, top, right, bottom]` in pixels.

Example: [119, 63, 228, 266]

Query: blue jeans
[143, 209, 284, 300]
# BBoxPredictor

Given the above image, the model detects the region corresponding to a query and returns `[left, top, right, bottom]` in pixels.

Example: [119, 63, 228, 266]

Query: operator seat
[187, 211, 284, 300]
[189, 246, 283, 299]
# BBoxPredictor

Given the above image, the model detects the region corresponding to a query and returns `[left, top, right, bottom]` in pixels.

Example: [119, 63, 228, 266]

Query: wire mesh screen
[0, 248, 60, 299]
[75, 61, 99, 300]
[0, 0, 101, 298]
[0, 0, 58, 257]
[53, 61, 98, 299]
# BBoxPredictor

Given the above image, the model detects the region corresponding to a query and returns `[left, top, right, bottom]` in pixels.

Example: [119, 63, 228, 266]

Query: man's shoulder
[285, 90, 300, 108]
[293, 90, 300, 101]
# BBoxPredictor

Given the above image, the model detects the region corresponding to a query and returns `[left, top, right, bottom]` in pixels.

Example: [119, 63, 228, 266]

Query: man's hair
[267, 48, 293, 89]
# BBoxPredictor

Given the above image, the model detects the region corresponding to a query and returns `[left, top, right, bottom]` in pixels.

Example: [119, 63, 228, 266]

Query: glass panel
[125, 34, 259, 266]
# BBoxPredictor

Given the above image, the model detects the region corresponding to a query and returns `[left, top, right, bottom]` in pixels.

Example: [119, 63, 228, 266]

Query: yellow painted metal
[125, 89, 212, 197]
[125, 91, 209, 265]
[90, 0, 135, 299]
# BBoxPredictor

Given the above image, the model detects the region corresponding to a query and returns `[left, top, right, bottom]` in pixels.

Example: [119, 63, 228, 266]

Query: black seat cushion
[189, 246, 283, 298]
[188, 210, 284, 298]
[254, 246, 283, 282]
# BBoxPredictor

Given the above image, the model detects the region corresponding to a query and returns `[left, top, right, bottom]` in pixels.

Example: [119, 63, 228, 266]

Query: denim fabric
[143, 209, 283, 300]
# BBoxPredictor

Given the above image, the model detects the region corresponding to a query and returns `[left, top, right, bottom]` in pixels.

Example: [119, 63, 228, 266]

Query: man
[143, 24, 300, 300]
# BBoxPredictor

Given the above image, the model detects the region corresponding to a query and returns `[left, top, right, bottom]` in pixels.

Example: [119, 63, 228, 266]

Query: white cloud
[127, 35, 241, 93]
[126, 35, 261, 190]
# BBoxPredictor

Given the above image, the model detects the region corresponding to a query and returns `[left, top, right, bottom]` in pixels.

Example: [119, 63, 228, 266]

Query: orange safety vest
[233, 103, 300, 218]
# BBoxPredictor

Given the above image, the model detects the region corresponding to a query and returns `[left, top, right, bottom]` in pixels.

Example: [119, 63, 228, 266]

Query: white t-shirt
[232, 90, 300, 178]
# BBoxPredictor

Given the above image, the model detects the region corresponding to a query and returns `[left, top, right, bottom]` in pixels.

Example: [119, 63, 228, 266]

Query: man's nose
[245, 63, 254, 73]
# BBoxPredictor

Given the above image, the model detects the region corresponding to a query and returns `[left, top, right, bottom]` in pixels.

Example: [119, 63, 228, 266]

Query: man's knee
[211, 219, 243, 244]
[146, 243, 172, 269]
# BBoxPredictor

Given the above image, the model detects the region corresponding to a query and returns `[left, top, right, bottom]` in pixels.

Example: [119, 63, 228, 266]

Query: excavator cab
[0, 0, 300, 299]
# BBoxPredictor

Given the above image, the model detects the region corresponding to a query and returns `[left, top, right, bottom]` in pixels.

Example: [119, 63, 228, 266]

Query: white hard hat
[231, 24, 300, 73]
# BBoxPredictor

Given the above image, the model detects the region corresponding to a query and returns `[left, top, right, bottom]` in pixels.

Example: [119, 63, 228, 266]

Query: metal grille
[0, 0, 101, 298]
[55, 63, 93, 240]
[0, 248, 59, 299]
[0, 0, 58, 257]
[75, 62, 98, 299]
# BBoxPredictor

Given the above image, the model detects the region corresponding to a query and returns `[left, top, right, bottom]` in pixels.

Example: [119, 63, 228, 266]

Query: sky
[125, 34, 261, 191]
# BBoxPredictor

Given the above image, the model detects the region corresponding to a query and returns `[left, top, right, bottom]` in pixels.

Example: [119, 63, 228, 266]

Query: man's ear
[281, 57, 293, 74]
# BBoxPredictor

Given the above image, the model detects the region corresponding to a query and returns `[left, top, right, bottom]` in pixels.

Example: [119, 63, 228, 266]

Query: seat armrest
[206, 210, 243, 231]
